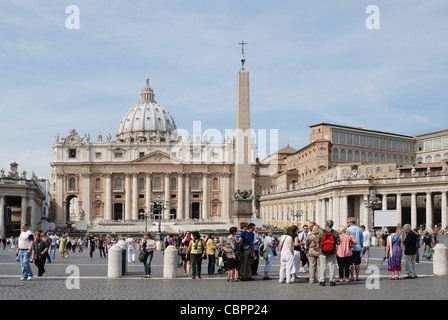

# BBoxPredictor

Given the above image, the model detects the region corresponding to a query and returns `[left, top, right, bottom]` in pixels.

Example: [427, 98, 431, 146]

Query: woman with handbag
[186, 231, 206, 279]
[141, 232, 157, 278]
[181, 231, 192, 276]
[336, 226, 357, 283]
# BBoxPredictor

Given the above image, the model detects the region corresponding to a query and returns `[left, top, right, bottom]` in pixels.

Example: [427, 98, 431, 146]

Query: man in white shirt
[49, 232, 59, 260]
[361, 225, 371, 271]
[16, 223, 34, 280]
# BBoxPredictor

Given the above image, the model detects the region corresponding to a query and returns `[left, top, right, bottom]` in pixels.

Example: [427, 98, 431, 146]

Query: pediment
[131, 150, 183, 164]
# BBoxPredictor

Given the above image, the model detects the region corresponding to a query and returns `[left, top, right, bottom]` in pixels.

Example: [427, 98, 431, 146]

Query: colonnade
[261, 188, 448, 232]
[55, 171, 235, 225]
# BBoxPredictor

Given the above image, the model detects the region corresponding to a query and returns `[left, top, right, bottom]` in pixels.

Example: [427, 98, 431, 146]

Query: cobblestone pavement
[1, 236, 447, 302]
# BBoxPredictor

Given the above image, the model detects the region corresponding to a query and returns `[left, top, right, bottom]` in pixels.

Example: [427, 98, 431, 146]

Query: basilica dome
[116, 78, 177, 142]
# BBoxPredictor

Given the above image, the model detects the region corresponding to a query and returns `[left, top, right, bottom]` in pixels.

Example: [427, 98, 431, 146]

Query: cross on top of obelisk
[239, 40, 247, 66]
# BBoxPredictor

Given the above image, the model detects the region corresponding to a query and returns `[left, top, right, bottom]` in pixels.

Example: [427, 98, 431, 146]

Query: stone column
[178, 173, 184, 220]
[164, 173, 171, 219]
[125, 174, 131, 221]
[0, 196, 4, 237]
[30, 198, 36, 231]
[132, 173, 138, 220]
[105, 174, 112, 221]
[328, 197, 333, 222]
[411, 193, 417, 229]
[441, 191, 447, 233]
[202, 173, 209, 220]
[361, 194, 369, 227]
[341, 195, 348, 230]
[396, 193, 402, 228]
[184, 173, 190, 219]
[222, 172, 231, 221]
[315, 199, 321, 226]
[55, 173, 65, 224]
[21, 196, 27, 225]
[82, 173, 91, 222]
[333, 196, 340, 230]
[426, 192, 433, 231]
[382, 194, 388, 211]
[145, 174, 152, 212]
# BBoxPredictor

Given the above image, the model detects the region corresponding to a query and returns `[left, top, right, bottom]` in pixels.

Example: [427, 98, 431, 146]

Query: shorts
[227, 257, 237, 269]
[352, 251, 361, 265]
[361, 246, 370, 259]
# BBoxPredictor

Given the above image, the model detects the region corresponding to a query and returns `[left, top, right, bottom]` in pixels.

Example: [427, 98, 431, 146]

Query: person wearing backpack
[317, 220, 340, 286]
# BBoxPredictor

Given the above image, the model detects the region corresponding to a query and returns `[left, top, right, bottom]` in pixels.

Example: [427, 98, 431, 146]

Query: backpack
[320, 230, 336, 254]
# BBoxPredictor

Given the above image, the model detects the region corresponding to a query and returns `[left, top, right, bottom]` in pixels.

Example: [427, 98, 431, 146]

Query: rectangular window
[353, 134, 359, 145]
[115, 152, 123, 158]
[360, 135, 366, 146]
[376, 166, 382, 173]
[95, 152, 102, 159]
[332, 131, 338, 143]
[380, 138, 385, 149]
[339, 132, 345, 143]
[139, 152, 145, 158]
[346, 133, 352, 144]
[366, 136, 372, 147]
[391, 140, 397, 150]
[388, 165, 395, 173]
[69, 149, 77, 158]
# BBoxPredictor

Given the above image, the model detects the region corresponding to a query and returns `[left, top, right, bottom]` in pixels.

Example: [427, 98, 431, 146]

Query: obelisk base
[232, 199, 253, 226]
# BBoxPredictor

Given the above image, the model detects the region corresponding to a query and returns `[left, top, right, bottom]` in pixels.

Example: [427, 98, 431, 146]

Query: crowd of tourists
[7, 219, 443, 282]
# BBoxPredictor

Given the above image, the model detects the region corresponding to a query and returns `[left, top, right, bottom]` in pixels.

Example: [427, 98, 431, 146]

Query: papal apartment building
[259, 123, 448, 233]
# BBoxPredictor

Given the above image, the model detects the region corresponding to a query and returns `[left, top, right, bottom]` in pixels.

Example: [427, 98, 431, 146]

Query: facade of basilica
[50, 76, 257, 227]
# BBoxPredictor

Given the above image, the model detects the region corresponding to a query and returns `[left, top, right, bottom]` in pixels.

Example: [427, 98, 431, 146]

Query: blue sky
[0, 0, 447, 180]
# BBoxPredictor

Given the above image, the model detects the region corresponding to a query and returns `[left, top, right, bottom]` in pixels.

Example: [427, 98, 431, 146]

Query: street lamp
[288, 206, 304, 226]
[363, 189, 382, 233]
[151, 194, 170, 242]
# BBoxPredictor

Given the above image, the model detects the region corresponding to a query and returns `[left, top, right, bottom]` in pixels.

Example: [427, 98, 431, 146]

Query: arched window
[347, 150, 353, 161]
[425, 155, 432, 163]
[193, 177, 199, 189]
[115, 177, 122, 189]
[95, 178, 101, 190]
[333, 148, 339, 160]
[213, 177, 219, 190]
[361, 151, 366, 162]
[154, 177, 161, 189]
[69, 178, 76, 190]
[434, 154, 441, 162]
[354, 150, 360, 161]
[340, 149, 346, 160]
[368, 152, 373, 162]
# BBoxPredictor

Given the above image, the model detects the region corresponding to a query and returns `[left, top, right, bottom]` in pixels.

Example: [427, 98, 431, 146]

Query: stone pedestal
[233, 199, 253, 226]
[163, 245, 178, 279]
[117, 240, 128, 275]
[107, 244, 123, 278]
[433, 243, 448, 276]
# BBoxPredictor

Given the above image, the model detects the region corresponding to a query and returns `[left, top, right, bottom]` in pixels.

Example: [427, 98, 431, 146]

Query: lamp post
[151, 194, 170, 243]
[289, 206, 303, 227]
[363, 189, 382, 233]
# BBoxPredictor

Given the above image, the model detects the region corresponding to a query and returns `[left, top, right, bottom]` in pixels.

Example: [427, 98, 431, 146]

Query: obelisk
[232, 40, 254, 225]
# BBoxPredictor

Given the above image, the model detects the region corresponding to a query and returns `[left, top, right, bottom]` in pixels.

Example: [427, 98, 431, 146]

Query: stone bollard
[156, 240, 165, 251]
[163, 245, 178, 279]
[371, 236, 377, 247]
[108, 244, 123, 278]
[433, 243, 448, 276]
[117, 240, 128, 275]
